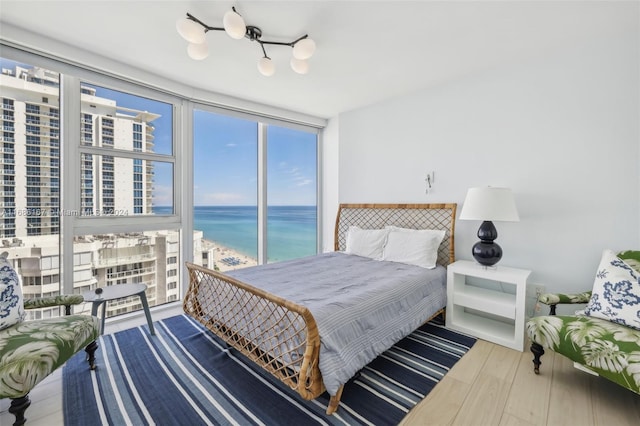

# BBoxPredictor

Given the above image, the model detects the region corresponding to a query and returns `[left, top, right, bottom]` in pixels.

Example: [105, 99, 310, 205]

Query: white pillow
[382, 227, 446, 269]
[0, 252, 25, 330]
[345, 226, 389, 260]
[582, 249, 640, 330]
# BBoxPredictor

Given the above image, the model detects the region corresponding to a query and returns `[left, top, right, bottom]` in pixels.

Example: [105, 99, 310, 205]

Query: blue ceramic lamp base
[472, 220, 503, 267]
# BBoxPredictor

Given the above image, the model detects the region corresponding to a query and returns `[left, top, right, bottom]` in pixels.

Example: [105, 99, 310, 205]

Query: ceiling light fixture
[176, 7, 316, 77]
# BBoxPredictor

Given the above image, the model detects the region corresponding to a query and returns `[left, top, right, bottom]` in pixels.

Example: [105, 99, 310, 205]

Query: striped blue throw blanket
[63, 314, 475, 425]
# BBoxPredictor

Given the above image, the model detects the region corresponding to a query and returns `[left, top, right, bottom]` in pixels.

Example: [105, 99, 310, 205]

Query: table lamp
[459, 187, 519, 266]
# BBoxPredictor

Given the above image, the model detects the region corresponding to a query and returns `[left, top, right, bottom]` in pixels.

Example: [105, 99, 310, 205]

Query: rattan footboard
[184, 203, 457, 414]
[183, 262, 324, 400]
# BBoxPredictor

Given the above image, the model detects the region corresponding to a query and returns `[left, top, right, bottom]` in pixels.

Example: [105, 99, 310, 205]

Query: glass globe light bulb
[290, 58, 309, 75]
[223, 9, 246, 40]
[257, 57, 275, 76]
[292, 38, 316, 60]
[187, 42, 209, 60]
[176, 17, 206, 44]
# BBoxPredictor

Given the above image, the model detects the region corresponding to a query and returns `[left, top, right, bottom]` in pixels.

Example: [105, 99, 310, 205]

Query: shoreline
[201, 238, 257, 272]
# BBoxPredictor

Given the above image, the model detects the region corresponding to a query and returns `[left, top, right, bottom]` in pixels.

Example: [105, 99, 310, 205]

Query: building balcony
[95, 251, 155, 267]
[1, 104, 15, 111]
[106, 266, 156, 280]
[40, 132, 60, 139]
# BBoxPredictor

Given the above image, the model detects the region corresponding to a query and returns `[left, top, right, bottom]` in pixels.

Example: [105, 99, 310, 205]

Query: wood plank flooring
[2, 305, 639, 425]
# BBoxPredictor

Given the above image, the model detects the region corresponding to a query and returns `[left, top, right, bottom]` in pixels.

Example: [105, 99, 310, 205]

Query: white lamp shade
[176, 18, 206, 44]
[187, 42, 209, 60]
[292, 38, 316, 60]
[459, 187, 519, 222]
[257, 57, 275, 76]
[290, 57, 309, 74]
[223, 9, 246, 39]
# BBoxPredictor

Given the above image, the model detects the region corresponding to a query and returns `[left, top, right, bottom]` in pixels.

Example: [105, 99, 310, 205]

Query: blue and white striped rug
[63, 314, 475, 425]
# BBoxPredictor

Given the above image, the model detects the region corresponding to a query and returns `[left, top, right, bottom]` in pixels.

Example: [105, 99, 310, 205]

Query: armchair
[526, 250, 640, 396]
[1, 255, 100, 426]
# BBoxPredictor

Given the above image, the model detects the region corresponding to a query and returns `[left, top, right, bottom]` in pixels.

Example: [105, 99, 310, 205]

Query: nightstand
[446, 260, 531, 351]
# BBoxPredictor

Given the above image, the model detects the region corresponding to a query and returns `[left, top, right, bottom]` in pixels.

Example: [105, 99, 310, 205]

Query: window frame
[192, 103, 322, 265]
[1, 41, 324, 301]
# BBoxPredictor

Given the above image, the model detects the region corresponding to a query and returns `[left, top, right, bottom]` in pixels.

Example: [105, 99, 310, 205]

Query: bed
[184, 203, 457, 414]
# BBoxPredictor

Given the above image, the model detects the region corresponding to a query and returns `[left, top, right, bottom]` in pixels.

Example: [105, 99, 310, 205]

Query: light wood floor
[2, 305, 639, 426]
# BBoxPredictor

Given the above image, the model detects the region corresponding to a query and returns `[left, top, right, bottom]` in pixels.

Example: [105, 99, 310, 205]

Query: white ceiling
[0, 1, 634, 118]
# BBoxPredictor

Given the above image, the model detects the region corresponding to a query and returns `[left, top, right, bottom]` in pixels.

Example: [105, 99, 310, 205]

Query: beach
[201, 238, 257, 272]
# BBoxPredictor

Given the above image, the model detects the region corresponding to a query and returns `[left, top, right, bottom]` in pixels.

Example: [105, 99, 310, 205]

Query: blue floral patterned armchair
[526, 250, 640, 396]
[0, 252, 100, 426]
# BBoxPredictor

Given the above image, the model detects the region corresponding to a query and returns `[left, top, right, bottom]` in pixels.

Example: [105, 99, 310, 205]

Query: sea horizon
[154, 205, 317, 262]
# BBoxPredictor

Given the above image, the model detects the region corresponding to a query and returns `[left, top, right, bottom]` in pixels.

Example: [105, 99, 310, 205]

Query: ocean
[155, 205, 317, 262]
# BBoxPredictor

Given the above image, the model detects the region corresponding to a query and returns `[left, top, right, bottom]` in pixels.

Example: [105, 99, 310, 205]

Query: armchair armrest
[538, 291, 592, 315]
[24, 295, 85, 315]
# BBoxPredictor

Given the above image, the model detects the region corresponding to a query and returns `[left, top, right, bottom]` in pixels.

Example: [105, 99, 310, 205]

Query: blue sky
[93, 91, 318, 207]
[1, 58, 317, 208]
[193, 110, 317, 206]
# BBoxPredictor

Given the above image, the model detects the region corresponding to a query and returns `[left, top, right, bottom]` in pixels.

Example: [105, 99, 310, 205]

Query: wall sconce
[176, 7, 316, 77]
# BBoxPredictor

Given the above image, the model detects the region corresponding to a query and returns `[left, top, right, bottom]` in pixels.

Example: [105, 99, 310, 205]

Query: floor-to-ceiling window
[1, 44, 323, 321]
[266, 125, 317, 263]
[193, 108, 319, 270]
[0, 55, 183, 320]
[193, 110, 258, 271]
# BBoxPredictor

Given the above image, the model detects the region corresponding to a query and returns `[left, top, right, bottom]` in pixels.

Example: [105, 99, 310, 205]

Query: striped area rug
[63, 314, 475, 425]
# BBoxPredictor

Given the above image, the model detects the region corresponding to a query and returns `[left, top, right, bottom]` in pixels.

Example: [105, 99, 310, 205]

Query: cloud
[226, 143, 237, 147]
[296, 179, 313, 187]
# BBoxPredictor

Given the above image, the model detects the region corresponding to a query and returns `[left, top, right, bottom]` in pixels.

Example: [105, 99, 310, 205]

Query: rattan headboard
[334, 203, 457, 267]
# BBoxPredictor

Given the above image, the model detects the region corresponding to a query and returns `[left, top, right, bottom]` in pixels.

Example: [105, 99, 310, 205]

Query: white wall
[326, 20, 639, 294]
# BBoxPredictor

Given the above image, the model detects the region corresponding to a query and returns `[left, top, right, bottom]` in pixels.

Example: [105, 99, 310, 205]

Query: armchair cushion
[0, 253, 25, 331]
[24, 294, 84, 310]
[583, 249, 640, 330]
[527, 315, 640, 395]
[0, 314, 100, 398]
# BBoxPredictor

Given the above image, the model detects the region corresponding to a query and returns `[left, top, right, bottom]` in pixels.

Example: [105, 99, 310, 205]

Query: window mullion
[257, 123, 267, 265]
[60, 74, 81, 294]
